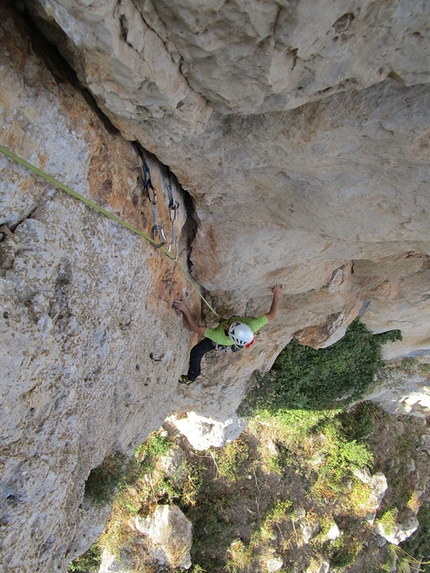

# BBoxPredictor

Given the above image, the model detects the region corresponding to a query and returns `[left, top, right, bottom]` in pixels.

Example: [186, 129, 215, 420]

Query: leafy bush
[84, 433, 172, 508]
[84, 453, 128, 506]
[242, 319, 401, 413]
[338, 401, 378, 442]
[67, 545, 101, 573]
[328, 535, 362, 568]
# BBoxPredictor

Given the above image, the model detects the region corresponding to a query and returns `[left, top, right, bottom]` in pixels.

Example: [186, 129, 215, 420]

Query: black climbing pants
[187, 338, 215, 381]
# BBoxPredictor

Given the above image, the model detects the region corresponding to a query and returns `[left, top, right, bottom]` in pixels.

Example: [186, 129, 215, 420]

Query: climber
[173, 284, 284, 385]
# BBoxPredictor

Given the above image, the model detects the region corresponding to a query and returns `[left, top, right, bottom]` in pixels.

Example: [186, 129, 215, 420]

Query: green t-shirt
[204, 315, 269, 346]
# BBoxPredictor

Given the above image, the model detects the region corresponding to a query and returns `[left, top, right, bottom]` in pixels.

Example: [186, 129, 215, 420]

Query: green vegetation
[376, 509, 398, 536]
[241, 318, 401, 413]
[214, 438, 250, 480]
[84, 433, 172, 507]
[135, 432, 172, 470]
[67, 545, 101, 573]
[70, 321, 430, 573]
[84, 453, 129, 506]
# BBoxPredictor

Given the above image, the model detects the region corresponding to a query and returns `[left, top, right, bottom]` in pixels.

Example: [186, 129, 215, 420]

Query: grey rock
[421, 433, 430, 455]
[267, 556, 284, 572]
[168, 411, 246, 450]
[99, 548, 134, 573]
[135, 505, 192, 569]
[375, 512, 419, 545]
[2, 1, 430, 571]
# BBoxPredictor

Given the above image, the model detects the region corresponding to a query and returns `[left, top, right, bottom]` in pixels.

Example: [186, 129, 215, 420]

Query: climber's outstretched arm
[173, 298, 206, 335]
[265, 284, 284, 322]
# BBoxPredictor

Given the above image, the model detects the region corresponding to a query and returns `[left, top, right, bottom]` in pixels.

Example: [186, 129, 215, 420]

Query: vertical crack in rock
[48, 259, 72, 328]
[132, 140, 200, 289]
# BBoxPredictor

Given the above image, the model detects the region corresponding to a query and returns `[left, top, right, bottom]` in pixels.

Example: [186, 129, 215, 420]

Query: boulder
[135, 505, 192, 569]
[158, 446, 187, 485]
[375, 511, 419, 545]
[422, 432, 430, 455]
[267, 556, 284, 572]
[168, 411, 246, 450]
[98, 548, 133, 573]
[353, 467, 388, 523]
[298, 520, 321, 546]
[325, 521, 341, 541]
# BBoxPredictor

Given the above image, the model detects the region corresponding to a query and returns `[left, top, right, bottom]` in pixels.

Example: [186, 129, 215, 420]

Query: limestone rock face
[353, 467, 388, 523]
[2, 0, 430, 571]
[0, 5, 193, 572]
[168, 411, 246, 450]
[24, 0, 430, 362]
[24, 0, 213, 142]
[366, 369, 430, 418]
[25, 0, 430, 118]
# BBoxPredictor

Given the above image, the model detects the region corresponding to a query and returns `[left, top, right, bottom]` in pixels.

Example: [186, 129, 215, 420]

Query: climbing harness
[0, 144, 220, 318]
[215, 343, 244, 354]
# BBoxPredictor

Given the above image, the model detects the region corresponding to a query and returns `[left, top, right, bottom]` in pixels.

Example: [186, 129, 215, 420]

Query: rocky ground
[72, 383, 430, 573]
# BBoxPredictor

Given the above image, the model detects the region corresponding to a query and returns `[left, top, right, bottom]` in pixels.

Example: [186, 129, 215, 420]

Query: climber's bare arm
[173, 298, 206, 335]
[265, 284, 284, 322]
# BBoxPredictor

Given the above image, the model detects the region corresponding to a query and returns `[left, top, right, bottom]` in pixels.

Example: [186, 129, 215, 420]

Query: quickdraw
[0, 144, 221, 318]
[136, 145, 171, 250]
[167, 173, 180, 260]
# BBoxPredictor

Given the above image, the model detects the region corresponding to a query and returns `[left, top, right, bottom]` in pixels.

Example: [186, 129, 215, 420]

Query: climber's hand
[271, 284, 284, 296]
[173, 297, 188, 314]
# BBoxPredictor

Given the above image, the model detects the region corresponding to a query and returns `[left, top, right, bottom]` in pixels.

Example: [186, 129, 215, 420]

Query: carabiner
[151, 224, 167, 248]
[169, 199, 179, 221]
[146, 182, 157, 205]
[166, 242, 179, 260]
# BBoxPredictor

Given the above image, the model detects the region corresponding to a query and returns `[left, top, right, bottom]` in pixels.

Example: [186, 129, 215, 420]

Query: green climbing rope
[0, 144, 220, 318]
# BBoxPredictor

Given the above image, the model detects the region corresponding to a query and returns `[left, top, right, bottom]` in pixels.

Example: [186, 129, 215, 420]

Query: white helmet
[228, 322, 254, 347]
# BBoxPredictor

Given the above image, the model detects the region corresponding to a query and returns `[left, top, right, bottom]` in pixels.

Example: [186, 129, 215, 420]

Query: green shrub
[242, 319, 401, 413]
[67, 544, 101, 573]
[338, 401, 378, 442]
[84, 433, 172, 507]
[134, 432, 171, 472]
[84, 453, 128, 506]
[328, 535, 362, 568]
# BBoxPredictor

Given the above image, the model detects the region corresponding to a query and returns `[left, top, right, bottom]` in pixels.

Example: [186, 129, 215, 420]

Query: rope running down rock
[0, 144, 220, 318]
